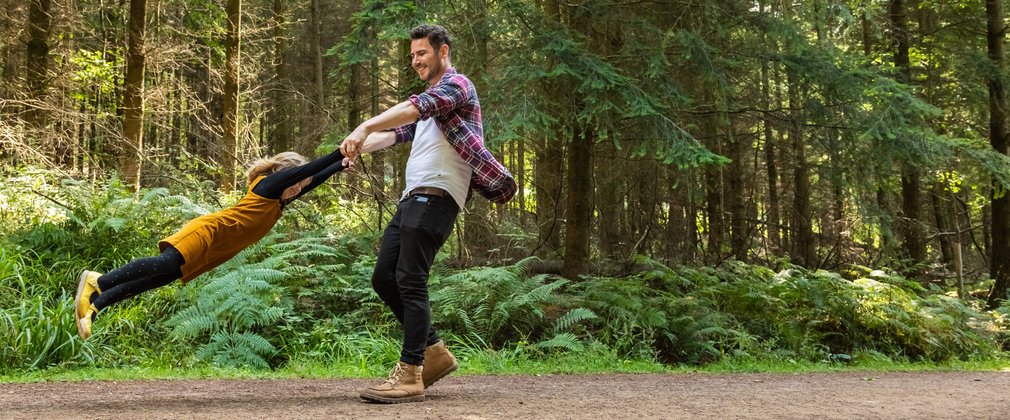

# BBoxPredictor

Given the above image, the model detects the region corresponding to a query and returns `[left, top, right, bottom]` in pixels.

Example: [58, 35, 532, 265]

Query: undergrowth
[2, 168, 1008, 378]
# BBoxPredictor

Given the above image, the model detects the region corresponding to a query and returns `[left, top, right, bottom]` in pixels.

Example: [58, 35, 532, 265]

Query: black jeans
[372, 192, 459, 366]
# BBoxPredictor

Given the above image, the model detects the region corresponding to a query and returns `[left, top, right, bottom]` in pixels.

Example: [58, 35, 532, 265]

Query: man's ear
[440, 44, 449, 60]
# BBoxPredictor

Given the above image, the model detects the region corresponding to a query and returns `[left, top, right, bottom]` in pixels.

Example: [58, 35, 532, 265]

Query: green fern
[534, 332, 585, 353]
[165, 237, 291, 368]
[552, 308, 598, 334]
[194, 331, 276, 369]
[431, 257, 579, 347]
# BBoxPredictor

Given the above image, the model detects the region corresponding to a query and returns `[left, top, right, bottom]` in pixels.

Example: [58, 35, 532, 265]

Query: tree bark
[535, 134, 564, 257]
[788, 71, 815, 267]
[762, 44, 780, 255]
[393, 38, 412, 197]
[862, 9, 873, 56]
[931, 185, 953, 270]
[702, 107, 724, 262]
[535, 0, 565, 258]
[516, 141, 526, 215]
[463, 6, 497, 261]
[890, 0, 926, 268]
[597, 143, 624, 260]
[221, 0, 241, 192]
[986, 0, 1010, 308]
[122, 0, 148, 190]
[726, 118, 748, 261]
[308, 0, 325, 150]
[269, 0, 290, 154]
[665, 167, 691, 263]
[26, 0, 51, 132]
[348, 63, 362, 134]
[563, 125, 593, 278]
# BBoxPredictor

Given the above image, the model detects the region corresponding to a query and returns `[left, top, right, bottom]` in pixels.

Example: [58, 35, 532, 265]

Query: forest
[3, 0, 1010, 374]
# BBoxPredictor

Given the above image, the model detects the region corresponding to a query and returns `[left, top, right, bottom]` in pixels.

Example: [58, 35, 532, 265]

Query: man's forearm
[361, 131, 397, 154]
[360, 100, 420, 135]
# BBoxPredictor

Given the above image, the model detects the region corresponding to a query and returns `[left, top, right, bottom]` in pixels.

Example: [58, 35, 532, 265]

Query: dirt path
[2, 371, 1009, 419]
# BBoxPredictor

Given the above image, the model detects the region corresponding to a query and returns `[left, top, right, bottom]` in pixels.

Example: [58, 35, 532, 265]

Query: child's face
[281, 177, 312, 201]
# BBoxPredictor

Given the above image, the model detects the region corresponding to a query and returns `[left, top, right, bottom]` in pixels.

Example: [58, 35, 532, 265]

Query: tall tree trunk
[726, 117, 748, 261]
[891, 0, 926, 268]
[597, 144, 624, 259]
[665, 167, 690, 263]
[702, 108, 724, 262]
[516, 141, 526, 215]
[1, 47, 13, 155]
[986, 0, 1010, 308]
[535, 134, 564, 257]
[931, 185, 953, 269]
[633, 159, 660, 258]
[26, 0, 51, 132]
[762, 47, 780, 255]
[393, 38, 412, 198]
[346, 62, 368, 201]
[269, 0, 290, 154]
[563, 125, 593, 278]
[463, 5, 496, 261]
[862, 8, 873, 56]
[917, 5, 952, 272]
[369, 53, 387, 205]
[348, 63, 362, 135]
[171, 69, 183, 166]
[788, 71, 815, 267]
[221, 0, 241, 191]
[308, 0, 324, 150]
[122, 0, 148, 190]
[535, 0, 565, 258]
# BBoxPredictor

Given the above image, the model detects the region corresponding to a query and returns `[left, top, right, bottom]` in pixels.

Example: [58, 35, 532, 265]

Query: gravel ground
[2, 371, 1010, 419]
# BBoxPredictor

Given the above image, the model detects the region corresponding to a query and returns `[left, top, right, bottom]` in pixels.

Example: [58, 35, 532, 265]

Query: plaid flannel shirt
[393, 68, 517, 205]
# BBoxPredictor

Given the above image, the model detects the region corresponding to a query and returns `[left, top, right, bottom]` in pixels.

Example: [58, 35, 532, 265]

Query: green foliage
[2, 169, 1007, 374]
[572, 271, 742, 364]
[431, 257, 578, 348]
[335, 0, 420, 66]
[0, 294, 107, 372]
[4, 172, 207, 290]
[704, 263, 998, 362]
[0, 170, 216, 372]
[69, 49, 119, 102]
[165, 236, 290, 369]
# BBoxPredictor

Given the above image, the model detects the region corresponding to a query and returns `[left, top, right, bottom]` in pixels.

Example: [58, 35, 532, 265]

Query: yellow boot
[360, 361, 425, 404]
[74, 270, 102, 323]
[77, 304, 97, 340]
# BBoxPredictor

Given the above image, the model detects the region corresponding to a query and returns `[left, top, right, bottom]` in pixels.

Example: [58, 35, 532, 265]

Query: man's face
[411, 37, 446, 85]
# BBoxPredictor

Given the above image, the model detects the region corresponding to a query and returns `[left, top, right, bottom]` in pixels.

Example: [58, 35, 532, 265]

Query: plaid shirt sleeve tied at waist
[393, 68, 517, 205]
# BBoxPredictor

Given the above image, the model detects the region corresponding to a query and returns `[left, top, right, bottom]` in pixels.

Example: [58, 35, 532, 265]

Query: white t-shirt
[403, 117, 472, 210]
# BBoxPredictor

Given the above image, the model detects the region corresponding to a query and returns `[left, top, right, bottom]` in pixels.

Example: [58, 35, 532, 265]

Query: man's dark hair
[411, 24, 452, 53]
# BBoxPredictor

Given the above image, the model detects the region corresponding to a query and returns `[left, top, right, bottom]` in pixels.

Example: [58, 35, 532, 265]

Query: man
[340, 24, 517, 404]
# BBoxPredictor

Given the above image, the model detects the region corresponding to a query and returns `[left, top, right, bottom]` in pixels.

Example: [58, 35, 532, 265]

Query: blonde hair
[246, 152, 308, 185]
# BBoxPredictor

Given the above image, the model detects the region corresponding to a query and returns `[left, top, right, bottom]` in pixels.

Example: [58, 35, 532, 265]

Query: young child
[74, 149, 351, 339]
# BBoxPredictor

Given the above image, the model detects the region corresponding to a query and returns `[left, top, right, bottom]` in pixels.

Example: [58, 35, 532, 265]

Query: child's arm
[253, 149, 346, 199]
[287, 158, 350, 201]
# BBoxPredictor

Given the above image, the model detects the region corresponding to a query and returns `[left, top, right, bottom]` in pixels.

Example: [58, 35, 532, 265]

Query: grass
[687, 355, 1010, 374]
[4, 346, 1009, 384]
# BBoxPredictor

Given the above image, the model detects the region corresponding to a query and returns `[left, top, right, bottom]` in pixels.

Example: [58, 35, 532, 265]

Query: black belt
[409, 186, 447, 197]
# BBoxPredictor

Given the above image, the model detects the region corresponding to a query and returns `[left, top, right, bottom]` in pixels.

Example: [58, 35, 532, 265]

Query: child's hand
[343, 157, 357, 171]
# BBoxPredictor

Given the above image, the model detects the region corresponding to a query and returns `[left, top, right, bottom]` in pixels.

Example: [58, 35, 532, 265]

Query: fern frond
[534, 332, 585, 353]
[553, 308, 598, 334]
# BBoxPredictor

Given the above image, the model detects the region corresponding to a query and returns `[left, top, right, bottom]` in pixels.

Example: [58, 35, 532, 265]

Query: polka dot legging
[91, 246, 185, 313]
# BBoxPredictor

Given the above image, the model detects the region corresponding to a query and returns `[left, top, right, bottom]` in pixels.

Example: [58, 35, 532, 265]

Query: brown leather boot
[422, 340, 459, 388]
[360, 362, 425, 404]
